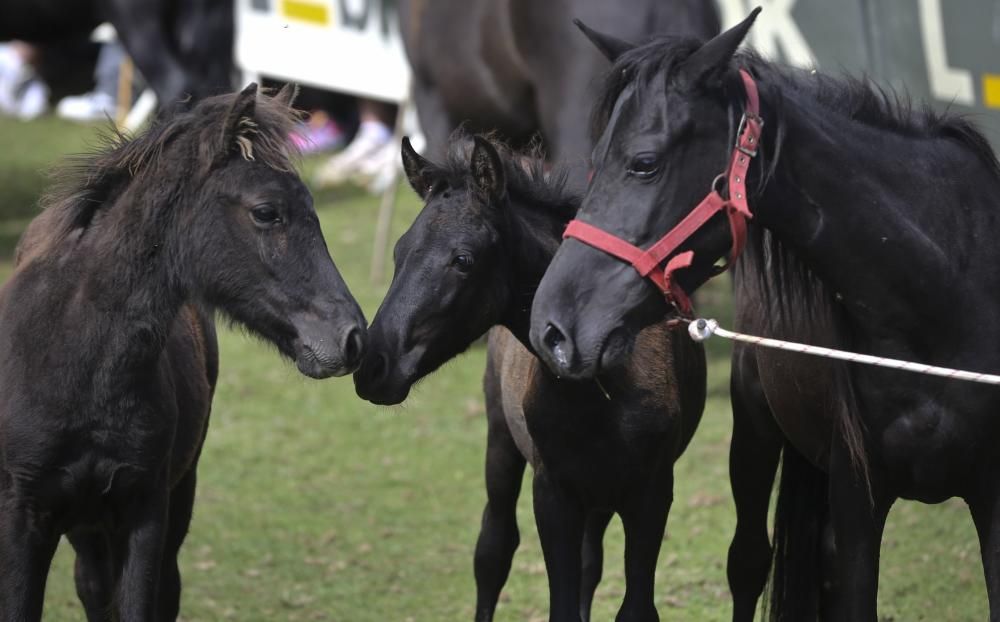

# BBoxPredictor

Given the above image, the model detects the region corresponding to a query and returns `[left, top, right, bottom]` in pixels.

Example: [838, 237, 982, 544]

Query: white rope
[687, 318, 1000, 386]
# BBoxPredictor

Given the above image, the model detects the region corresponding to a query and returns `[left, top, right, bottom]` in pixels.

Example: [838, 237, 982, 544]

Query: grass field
[0, 115, 988, 620]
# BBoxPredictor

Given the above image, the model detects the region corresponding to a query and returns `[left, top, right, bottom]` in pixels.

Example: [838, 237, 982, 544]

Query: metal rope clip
[688, 318, 718, 342]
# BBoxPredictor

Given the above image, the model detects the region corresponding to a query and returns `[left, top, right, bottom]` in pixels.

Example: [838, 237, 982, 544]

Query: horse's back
[401, 0, 536, 142]
[402, 0, 719, 160]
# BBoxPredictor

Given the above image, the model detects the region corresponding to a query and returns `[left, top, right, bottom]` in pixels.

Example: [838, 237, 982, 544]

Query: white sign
[719, 0, 817, 67]
[235, 0, 411, 103]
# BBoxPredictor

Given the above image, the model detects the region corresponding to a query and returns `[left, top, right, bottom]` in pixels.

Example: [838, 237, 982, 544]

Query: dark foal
[0, 84, 366, 621]
[355, 135, 706, 622]
[532, 11, 1000, 622]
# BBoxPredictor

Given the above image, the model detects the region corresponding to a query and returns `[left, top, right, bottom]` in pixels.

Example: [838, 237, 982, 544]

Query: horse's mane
[437, 132, 580, 222]
[594, 36, 1000, 175]
[31, 90, 300, 255]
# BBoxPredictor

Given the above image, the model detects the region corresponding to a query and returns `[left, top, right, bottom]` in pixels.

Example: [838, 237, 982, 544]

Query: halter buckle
[735, 113, 764, 157]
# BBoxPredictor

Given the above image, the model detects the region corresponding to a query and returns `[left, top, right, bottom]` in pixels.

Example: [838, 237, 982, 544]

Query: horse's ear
[273, 82, 299, 108]
[573, 19, 634, 62]
[681, 7, 760, 87]
[401, 136, 436, 199]
[220, 82, 259, 160]
[471, 136, 506, 204]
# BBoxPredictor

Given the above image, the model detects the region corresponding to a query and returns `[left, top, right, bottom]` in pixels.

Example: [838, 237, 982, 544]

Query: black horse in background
[1, 0, 233, 106]
[531, 10, 1000, 622]
[355, 134, 705, 621]
[399, 0, 719, 169]
[1, 84, 366, 620]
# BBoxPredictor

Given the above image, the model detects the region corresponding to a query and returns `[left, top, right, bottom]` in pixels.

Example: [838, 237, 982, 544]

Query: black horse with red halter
[563, 69, 762, 313]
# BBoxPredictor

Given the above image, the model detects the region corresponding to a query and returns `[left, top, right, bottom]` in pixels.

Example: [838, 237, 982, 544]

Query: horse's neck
[27, 195, 185, 387]
[501, 199, 567, 348]
[754, 99, 995, 333]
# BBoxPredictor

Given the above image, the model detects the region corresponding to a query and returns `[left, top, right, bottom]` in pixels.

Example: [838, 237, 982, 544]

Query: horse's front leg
[579, 509, 614, 622]
[727, 356, 782, 622]
[827, 441, 893, 622]
[115, 484, 169, 620]
[533, 468, 586, 622]
[615, 470, 673, 622]
[0, 495, 59, 622]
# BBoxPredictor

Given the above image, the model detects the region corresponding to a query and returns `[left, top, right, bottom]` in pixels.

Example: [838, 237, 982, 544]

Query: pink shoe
[290, 113, 345, 154]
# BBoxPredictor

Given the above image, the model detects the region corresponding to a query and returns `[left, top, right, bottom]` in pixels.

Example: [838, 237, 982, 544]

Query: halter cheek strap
[564, 69, 763, 314]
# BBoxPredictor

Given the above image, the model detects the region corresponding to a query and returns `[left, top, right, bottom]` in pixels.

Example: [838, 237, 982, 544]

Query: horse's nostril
[542, 321, 573, 370]
[342, 326, 366, 369]
[543, 322, 566, 350]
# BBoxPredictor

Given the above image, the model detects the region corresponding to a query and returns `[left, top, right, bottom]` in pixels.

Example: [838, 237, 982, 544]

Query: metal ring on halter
[711, 173, 727, 194]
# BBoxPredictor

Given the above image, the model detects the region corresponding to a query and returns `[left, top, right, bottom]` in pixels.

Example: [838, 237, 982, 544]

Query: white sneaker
[356, 140, 402, 194]
[14, 79, 48, 120]
[314, 120, 392, 187]
[56, 91, 116, 123]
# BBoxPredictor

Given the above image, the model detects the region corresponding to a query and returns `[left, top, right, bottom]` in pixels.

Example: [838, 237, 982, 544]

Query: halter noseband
[563, 69, 763, 314]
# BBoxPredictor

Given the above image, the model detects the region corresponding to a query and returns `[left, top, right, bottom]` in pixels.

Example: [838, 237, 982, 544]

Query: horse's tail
[767, 443, 828, 622]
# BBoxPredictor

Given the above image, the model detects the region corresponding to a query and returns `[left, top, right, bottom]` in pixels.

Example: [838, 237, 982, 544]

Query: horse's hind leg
[967, 477, 1000, 621]
[473, 399, 527, 622]
[579, 510, 613, 622]
[67, 530, 115, 622]
[727, 352, 782, 622]
[827, 442, 893, 622]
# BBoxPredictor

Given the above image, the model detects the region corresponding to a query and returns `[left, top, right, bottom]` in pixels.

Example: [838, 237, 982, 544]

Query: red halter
[564, 69, 763, 314]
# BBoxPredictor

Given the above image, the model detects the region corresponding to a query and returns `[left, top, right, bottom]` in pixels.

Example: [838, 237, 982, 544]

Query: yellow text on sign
[281, 0, 329, 25]
[983, 74, 1000, 109]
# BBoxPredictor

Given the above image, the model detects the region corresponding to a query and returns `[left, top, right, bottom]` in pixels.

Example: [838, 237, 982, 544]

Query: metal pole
[369, 97, 410, 283]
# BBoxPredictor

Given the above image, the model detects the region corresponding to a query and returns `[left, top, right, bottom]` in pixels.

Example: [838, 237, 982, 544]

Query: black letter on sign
[339, 0, 371, 30]
[379, 0, 397, 38]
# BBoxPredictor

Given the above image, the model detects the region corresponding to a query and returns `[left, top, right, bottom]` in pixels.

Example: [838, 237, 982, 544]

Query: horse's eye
[250, 205, 281, 227]
[451, 253, 475, 272]
[627, 153, 660, 179]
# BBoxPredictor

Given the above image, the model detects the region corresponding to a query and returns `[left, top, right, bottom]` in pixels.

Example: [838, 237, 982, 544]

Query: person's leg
[315, 97, 398, 188]
[56, 41, 122, 122]
[94, 41, 125, 100]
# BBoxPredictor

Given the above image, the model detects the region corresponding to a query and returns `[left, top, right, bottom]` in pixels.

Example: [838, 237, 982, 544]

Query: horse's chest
[530, 395, 672, 501]
[0, 401, 173, 526]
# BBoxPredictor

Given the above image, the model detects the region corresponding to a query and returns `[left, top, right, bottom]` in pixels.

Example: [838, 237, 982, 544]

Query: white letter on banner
[717, 0, 816, 68]
[918, 0, 974, 105]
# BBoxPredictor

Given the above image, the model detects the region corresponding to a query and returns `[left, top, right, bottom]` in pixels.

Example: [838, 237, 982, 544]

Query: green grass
[0, 116, 987, 620]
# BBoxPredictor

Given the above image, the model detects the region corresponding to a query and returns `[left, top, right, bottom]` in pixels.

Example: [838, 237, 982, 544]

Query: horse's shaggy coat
[0, 84, 364, 620]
